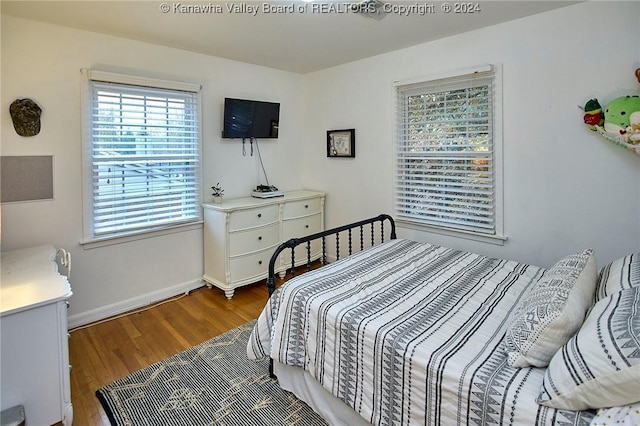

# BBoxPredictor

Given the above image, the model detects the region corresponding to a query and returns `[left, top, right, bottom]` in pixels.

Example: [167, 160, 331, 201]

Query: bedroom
[1, 0, 639, 425]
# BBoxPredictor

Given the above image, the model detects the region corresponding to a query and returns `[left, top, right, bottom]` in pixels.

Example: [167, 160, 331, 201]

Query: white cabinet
[203, 190, 325, 298]
[1, 245, 73, 426]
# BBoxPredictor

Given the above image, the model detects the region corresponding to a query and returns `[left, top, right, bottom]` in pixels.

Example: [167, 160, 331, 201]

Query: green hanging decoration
[581, 68, 640, 155]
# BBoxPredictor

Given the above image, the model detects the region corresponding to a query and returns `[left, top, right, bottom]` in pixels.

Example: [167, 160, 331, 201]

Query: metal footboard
[266, 214, 396, 297]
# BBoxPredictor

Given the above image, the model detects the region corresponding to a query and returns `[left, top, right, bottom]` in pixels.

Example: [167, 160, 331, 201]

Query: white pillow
[537, 286, 640, 410]
[504, 248, 597, 367]
[595, 253, 640, 303]
[590, 402, 640, 426]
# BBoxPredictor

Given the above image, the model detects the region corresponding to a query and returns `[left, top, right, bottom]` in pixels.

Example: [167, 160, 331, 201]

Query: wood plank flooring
[68, 281, 272, 425]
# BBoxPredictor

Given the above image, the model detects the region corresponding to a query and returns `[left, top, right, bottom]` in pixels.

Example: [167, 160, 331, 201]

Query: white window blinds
[85, 73, 201, 239]
[395, 68, 497, 235]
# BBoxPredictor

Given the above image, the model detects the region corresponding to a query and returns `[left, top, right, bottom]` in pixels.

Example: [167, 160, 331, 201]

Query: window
[395, 65, 504, 241]
[82, 70, 201, 242]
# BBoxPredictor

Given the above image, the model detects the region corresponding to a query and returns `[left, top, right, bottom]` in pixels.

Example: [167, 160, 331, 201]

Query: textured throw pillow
[537, 286, 640, 410]
[595, 253, 640, 303]
[504, 248, 597, 368]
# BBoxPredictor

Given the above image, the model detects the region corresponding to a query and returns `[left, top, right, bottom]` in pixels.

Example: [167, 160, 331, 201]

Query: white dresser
[0, 245, 73, 426]
[203, 190, 325, 298]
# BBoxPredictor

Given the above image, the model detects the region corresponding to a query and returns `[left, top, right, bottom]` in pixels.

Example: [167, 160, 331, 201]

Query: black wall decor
[10, 98, 42, 137]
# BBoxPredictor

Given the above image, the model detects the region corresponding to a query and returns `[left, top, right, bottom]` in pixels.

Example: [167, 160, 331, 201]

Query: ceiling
[1, 0, 577, 74]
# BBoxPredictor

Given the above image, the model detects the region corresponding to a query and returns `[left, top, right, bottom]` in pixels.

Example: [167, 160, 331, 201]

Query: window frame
[80, 69, 203, 247]
[394, 65, 506, 245]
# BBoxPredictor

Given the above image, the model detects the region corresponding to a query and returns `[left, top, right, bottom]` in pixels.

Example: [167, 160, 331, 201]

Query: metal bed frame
[266, 214, 397, 297]
[265, 214, 396, 377]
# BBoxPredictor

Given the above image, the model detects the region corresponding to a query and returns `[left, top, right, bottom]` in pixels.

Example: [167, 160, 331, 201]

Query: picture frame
[327, 129, 355, 158]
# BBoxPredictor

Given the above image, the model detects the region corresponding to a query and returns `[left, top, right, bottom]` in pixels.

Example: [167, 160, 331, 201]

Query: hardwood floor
[68, 281, 272, 425]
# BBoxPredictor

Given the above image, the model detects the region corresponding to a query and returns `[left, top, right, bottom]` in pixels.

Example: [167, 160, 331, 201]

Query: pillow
[590, 402, 640, 426]
[504, 248, 597, 368]
[595, 253, 640, 303]
[537, 286, 640, 411]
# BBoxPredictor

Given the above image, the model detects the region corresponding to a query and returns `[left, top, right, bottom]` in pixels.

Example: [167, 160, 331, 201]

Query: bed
[247, 215, 640, 425]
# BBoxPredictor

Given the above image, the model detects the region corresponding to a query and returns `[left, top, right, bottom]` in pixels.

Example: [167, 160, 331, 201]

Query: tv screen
[222, 98, 280, 139]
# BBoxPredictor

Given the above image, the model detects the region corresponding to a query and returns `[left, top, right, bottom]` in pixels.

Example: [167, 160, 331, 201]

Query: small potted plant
[211, 182, 224, 203]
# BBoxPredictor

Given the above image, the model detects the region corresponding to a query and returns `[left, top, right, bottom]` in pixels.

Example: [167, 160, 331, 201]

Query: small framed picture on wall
[327, 129, 355, 158]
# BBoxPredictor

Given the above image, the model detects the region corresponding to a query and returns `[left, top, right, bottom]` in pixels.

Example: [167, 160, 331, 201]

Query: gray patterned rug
[96, 321, 327, 426]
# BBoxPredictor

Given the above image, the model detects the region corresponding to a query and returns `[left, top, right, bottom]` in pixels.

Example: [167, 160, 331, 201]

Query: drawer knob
[305, 225, 309, 229]
[258, 260, 263, 265]
[305, 204, 309, 208]
[258, 213, 262, 218]
[258, 236, 262, 241]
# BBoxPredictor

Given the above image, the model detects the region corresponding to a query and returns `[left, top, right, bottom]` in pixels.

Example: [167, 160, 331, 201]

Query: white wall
[0, 16, 306, 326]
[302, 1, 640, 269]
[2, 2, 639, 326]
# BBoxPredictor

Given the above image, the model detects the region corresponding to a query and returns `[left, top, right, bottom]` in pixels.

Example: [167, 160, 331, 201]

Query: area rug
[96, 321, 327, 426]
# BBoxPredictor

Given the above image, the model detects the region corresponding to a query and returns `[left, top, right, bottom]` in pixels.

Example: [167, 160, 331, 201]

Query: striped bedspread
[248, 239, 595, 425]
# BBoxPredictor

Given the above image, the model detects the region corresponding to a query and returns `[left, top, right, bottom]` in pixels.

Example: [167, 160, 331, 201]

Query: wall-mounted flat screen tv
[222, 97, 280, 139]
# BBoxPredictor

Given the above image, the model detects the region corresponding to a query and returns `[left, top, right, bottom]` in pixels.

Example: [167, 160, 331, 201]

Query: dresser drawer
[282, 212, 322, 239]
[229, 249, 273, 283]
[229, 205, 279, 231]
[229, 223, 279, 256]
[282, 198, 322, 219]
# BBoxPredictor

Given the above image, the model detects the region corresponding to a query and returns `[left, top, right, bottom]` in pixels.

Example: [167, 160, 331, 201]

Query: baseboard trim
[67, 279, 205, 329]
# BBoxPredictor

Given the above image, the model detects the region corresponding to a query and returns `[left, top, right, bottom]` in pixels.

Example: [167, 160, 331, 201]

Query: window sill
[80, 221, 203, 250]
[397, 220, 507, 246]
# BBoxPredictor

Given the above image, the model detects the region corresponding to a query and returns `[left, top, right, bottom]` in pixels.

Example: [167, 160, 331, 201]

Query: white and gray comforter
[247, 239, 595, 425]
